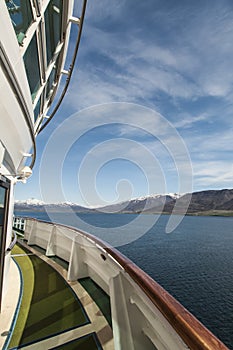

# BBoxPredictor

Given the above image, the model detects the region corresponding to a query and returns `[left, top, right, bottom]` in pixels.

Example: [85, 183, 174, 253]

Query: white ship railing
[13, 217, 26, 232]
[5, 231, 17, 254]
[13, 216, 229, 350]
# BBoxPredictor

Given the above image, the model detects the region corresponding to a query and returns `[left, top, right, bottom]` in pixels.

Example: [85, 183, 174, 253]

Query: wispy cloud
[173, 113, 209, 129]
[194, 161, 233, 189]
[76, 1, 233, 101]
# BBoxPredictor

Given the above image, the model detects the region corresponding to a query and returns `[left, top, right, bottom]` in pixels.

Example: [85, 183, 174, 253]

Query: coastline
[14, 208, 233, 217]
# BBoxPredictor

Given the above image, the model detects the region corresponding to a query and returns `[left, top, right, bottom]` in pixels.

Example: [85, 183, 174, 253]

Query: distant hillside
[176, 189, 233, 215]
[98, 189, 233, 215]
[14, 189, 233, 216]
[100, 194, 179, 213]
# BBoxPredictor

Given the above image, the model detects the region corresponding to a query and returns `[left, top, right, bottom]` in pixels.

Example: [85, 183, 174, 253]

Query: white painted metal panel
[0, 1, 33, 120]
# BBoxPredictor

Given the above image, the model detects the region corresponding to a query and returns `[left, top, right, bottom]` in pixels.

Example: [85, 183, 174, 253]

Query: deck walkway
[1, 241, 114, 350]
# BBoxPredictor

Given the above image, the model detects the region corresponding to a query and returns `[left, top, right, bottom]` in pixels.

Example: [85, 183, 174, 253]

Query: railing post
[26, 220, 36, 244]
[20, 218, 25, 232]
[46, 225, 56, 256]
[109, 272, 134, 350]
[67, 238, 88, 281]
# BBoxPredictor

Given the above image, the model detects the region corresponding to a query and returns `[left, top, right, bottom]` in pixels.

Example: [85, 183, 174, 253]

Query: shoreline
[14, 209, 233, 217]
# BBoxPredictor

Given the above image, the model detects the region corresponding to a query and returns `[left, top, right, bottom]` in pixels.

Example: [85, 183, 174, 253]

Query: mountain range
[14, 198, 92, 213]
[14, 189, 233, 216]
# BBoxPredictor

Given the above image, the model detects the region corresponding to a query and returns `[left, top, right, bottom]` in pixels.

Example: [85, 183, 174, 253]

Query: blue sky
[16, 0, 233, 206]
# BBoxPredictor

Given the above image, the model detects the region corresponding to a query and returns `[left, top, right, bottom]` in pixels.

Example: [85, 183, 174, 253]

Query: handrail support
[69, 16, 80, 26]
[61, 69, 70, 76]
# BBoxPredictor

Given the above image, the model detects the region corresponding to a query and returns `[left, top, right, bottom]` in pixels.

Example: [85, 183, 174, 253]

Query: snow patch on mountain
[56, 201, 79, 207]
[15, 198, 45, 206]
[14, 199, 81, 206]
[132, 193, 181, 201]
[168, 193, 182, 199]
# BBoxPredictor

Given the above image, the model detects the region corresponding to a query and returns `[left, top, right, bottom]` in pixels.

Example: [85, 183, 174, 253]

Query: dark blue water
[16, 211, 233, 348]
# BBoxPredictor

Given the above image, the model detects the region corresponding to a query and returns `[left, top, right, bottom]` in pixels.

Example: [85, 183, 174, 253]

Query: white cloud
[194, 161, 233, 188]
[173, 113, 210, 129]
[77, 1, 233, 104]
[185, 128, 233, 155]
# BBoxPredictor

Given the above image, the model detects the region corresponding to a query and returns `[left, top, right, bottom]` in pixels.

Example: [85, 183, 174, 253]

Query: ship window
[23, 34, 41, 101]
[34, 97, 41, 122]
[5, 0, 33, 45]
[46, 70, 55, 99]
[0, 179, 10, 312]
[44, 0, 62, 65]
[46, 62, 58, 100]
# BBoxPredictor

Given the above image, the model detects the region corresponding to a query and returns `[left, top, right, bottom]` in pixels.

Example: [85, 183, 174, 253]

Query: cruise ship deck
[1, 237, 114, 350]
[0, 217, 229, 350]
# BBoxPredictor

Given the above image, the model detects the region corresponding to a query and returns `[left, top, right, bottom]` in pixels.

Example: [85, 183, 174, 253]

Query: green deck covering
[9, 245, 89, 349]
[79, 277, 112, 327]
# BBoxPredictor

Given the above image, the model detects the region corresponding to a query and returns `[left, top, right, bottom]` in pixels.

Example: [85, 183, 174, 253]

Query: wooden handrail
[19, 216, 229, 349]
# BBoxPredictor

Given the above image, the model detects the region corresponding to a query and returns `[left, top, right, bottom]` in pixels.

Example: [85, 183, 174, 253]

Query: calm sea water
[15, 211, 233, 348]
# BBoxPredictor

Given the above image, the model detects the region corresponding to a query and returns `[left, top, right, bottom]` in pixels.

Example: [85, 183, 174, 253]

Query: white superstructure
[0, 0, 86, 312]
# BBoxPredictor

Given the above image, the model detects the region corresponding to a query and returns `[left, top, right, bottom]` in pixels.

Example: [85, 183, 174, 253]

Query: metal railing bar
[5, 231, 17, 253]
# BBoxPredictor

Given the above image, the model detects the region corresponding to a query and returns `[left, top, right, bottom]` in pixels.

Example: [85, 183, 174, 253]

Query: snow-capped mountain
[99, 194, 177, 213]
[14, 194, 178, 213]
[14, 199, 91, 212]
[15, 198, 45, 206]
[131, 193, 181, 201]
[14, 189, 233, 215]
[100, 190, 233, 214]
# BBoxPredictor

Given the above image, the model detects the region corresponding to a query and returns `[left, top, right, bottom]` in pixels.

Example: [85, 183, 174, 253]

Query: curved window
[46, 67, 56, 99]
[45, 54, 61, 100]
[23, 34, 41, 101]
[44, 0, 62, 65]
[34, 97, 41, 122]
[5, 0, 33, 45]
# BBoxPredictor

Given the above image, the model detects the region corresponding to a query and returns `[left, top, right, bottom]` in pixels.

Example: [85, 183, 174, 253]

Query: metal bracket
[69, 16, 80, 26]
